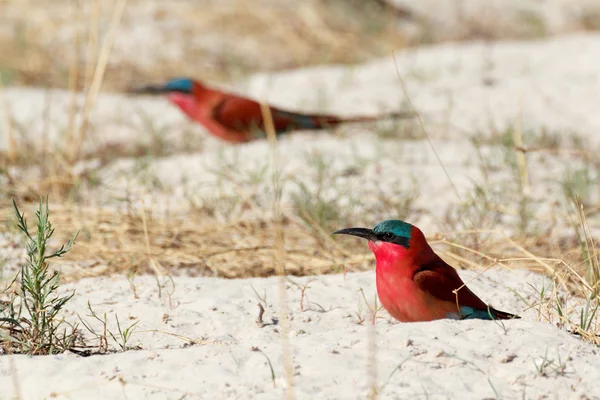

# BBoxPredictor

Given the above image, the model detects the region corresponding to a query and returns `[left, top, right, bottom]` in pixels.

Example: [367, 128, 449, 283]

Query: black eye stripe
[377, 232, 410, 248]
[393, 236, 410, 248]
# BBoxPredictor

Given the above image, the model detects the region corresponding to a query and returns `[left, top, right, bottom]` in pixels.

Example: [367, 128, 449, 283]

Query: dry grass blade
[513, 107, 530, 195]
[140, 204, 167, 279]
[391, 52, 463, 205]
[0, 79, 17, 163]
[390, 51, 480, 235]
[70, 0, 128, 164]
[576, 201, 600, 295]
[261, 101, 295, 399]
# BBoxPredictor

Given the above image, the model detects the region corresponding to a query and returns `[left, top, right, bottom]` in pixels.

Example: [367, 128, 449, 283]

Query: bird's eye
[382, 232, 394, 241]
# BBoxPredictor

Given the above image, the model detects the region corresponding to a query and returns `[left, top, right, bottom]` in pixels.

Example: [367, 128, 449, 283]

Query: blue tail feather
[272, 110, 317, 130]
[448, 306, 519, 320]
[458, 306, 496, 320]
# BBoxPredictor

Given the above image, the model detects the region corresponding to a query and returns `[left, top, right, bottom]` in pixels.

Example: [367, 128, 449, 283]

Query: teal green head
[130, 77, 194, 95]
[163, 78, 193, 93]
[332, 219, 413, 249]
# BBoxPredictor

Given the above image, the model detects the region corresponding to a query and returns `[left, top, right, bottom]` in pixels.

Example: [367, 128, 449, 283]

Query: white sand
[3, 33, 600, 153]
[2, 34, 599, 230]
[1, 33, 600, 399]
[3, 269, 599, 399]
[390, 0, 600, 40]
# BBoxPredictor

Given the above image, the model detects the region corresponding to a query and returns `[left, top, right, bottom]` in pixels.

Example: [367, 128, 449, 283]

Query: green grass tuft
[1, 196, 79, 355]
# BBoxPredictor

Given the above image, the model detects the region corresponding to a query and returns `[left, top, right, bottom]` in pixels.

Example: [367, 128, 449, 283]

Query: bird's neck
[369, 240, 435, 277]
[168, 93, 197, 117]
[168, 91, 250, 143]
[168, 87, 223, 118]
[192, 83, 223, 106]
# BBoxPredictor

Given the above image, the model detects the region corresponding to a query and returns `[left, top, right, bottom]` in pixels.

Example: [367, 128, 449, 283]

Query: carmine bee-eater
[333, 220, 520, 322]
[131, 78, 415, 143]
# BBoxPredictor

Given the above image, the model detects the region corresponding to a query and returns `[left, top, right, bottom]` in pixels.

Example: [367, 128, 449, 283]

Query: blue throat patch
[164, 78, 193, 93]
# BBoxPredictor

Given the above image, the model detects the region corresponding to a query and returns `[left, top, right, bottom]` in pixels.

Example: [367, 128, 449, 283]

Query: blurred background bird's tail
[272, 109, 416, 132]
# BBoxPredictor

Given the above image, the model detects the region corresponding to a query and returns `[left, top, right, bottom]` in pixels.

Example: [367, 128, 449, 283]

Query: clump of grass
[534, 348, 570, 377]
[572, 201, 600, 297]
[374, 117, 420, 140]
[291, 150, 419, 238]
[292, 178, 345, 233]
[561, 168, 595, 206]
[0, 197, 79, 355]
[291, 151, 348, 234]
[443, 183, 503, 250]
[79, 302, 140, 353]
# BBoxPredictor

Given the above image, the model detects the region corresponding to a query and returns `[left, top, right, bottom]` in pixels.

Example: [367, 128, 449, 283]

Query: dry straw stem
[0, 79, 17, 163]
[69, 0, 127, 164]
[576, 201, 600, 292]
[366, 298, 379, 400]
[261, 101, 295, 399]
[513, 99, 531, 195]
[392, 52, 464, 206]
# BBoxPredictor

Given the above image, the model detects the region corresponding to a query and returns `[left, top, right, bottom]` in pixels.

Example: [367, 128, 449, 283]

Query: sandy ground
[1, 33, 600, 400]
[392, 0, 600, 39]
[2, 34, 599, 233]
[3, 33, 600, 151]
[3, 0, 600, 89]
[2, 269, 599, 400]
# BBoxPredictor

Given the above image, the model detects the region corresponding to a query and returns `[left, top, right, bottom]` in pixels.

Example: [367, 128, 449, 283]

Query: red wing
[212, 97, 304, 133]
[413, 257, 488, 310]
[211, 97, 262, 130]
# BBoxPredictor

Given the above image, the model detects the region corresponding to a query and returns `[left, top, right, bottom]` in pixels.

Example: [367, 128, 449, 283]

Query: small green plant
[533, 349, 569, 377]
[110, 314, 139, 352]
[561, 168, 595, 206]
[578, 295, 600, 334]
[79, 301, 109, 353]
[292, 178, 343, 232]
[0, 197, 79, 355]
[374, 118, 420, 140]
[79, 302, 140, 353]
[443, 183, 503, 249]
[291, 151, 345, 232]
[369, 178, 420, 223]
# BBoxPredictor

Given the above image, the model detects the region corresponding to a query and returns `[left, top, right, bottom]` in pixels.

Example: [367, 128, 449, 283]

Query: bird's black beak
[332, 227, 377, 241]
[128, 84, 170, 95]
